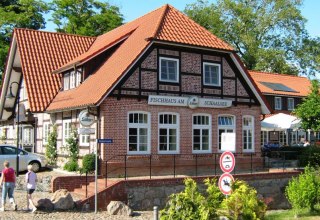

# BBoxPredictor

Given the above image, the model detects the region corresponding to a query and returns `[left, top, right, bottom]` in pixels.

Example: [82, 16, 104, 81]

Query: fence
[104, 151, 302, 183]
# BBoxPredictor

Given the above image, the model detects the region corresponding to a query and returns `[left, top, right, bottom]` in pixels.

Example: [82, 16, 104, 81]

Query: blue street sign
[97, 138, 113, 144]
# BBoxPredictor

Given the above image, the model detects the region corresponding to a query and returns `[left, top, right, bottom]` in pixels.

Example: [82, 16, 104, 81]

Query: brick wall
[51, 175, 96, 192]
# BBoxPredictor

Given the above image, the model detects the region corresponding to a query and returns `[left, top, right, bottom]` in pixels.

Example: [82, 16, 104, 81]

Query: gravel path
[0, 190, 154, 219]
[0, 169, 154, 219]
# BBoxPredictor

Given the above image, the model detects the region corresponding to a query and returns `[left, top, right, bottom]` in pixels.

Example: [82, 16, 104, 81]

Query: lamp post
[6, 81, 20, 177]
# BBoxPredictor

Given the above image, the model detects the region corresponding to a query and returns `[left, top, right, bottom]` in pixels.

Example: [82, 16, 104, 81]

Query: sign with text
[79, 110, 95, 127]
[220, 151, 236, 173]
[218, 173, 234, 195]
[148, 95, 232, 109]
[78, 128, 95, 135]
[221, 133, 236, 152]
[97, 138, 113, 144]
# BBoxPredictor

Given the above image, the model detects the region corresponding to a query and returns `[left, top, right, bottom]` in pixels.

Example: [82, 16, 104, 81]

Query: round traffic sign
[218, 173, 234, 195]
[220, 151, 235, 173]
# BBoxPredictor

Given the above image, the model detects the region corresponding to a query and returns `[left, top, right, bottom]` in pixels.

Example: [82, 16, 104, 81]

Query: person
[0, 161, 17, 211]
[303, 140, 310, 147]
[25, 164, 37, 213]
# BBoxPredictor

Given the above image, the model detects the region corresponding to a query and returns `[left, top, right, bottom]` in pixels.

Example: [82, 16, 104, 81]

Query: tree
[50, 0, 123, 36]
[294, 80, 320, 131]
[185, 0, 320, 76]
[0, 0, 49, 80]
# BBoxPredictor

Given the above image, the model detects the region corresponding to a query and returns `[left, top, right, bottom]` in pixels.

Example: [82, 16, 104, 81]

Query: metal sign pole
[95, 142, 98, 213]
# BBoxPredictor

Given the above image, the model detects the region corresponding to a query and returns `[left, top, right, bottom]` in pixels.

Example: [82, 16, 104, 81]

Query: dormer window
[64, 73, 70, 90]
[63, 68, 82, 91]
[70, 71, 75, 89]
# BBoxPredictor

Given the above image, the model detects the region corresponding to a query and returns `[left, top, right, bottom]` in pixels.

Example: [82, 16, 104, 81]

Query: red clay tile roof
[248, 71, 311, 97]
[53, 5, 233, 74]
[47, 5, 234, 111]
[15, 29, 95, 112]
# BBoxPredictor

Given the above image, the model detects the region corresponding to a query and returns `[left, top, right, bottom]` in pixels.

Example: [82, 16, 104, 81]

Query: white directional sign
[218, 173, 234, 195]
[220, 151, 235, 173]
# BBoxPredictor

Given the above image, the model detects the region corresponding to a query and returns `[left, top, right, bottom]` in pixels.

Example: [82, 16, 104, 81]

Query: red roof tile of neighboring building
[47, 5, 234, 111]
[15, 29, 95, 112]
[248, 71, 311, 97]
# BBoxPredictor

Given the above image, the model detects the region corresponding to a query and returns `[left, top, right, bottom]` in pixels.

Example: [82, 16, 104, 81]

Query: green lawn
[265, 209, 320, 220]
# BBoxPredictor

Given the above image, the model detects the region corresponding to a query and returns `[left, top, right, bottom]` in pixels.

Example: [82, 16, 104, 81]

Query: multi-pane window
[62, 119, 72, 145]
[128, 112, 150, 154]
[76, 71, 82, 87]
[193, 114, 211, 153]
[243, 116, 254, 152]
[70, 71, 76, 89]
[275, 97, 282, 110]
[287, 98, 294, 110]
[203, 62, 221, 86]
[159, 113, 179, 153]
[64, 73, 70, 90]
[218, 115, 235, 150]
[43, 122, 50, 144]
[22, 127, 33, 145]
[79, 125, 90, 146]
[159, 57, 179, 83]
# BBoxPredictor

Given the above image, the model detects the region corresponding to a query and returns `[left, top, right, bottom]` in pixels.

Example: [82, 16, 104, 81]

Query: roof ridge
[14, 28, 97, 39]
[249, 70, 308, 79]
[151, 4, 170, 39]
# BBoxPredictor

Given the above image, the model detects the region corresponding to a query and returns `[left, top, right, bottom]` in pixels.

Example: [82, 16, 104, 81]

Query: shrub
[65, 128, 79, 161]
[221, 180, 267, 220]
[63, 160, 79, 172]
[82, 153, 96, 173]
[45, 125, 57, 165]
[160, 178, 205, 220]
[285, 166, 319, 215]
[299, 146, 320, 167]
[160, 178, 224, 220]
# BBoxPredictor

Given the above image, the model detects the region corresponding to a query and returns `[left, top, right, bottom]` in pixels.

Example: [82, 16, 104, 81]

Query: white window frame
[62, 119, 72, 146]
[243, 116, 254, 152]
[23, 127, 33, 145]
[192, 114, 212, 153]
[158, 112, 180, 154]
[64, 73, 70, 90]
[76, 71, 82, 87]
[127, 111, 151, 154]
[70, 71, 76, 89]
[159, 57, 179, 83]
[287, 98, 294, 110]
[218, 115, 235, 151]
[275, 97, 282, 110]
[203, 62, 221, 86]
[43, 122, 50, 145]
[79, 125, 90, 147]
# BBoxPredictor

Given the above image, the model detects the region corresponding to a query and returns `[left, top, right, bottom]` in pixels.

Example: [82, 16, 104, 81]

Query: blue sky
[44, 0, 320, 37]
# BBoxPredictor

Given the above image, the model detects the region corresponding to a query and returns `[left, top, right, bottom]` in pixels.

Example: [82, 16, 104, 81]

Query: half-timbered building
[0, 5, 270, 175]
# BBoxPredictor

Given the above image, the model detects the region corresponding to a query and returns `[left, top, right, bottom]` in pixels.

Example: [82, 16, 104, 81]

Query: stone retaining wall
[125, 172, 299, 210]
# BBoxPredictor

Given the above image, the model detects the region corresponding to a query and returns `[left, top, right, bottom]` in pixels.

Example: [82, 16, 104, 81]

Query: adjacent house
[0, 5, 270, 175]
[248, 71, 318, 146]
